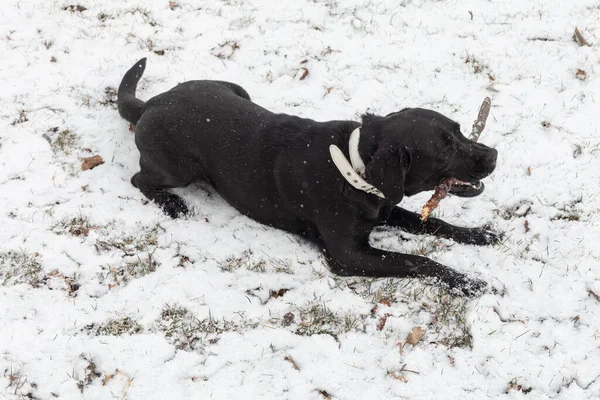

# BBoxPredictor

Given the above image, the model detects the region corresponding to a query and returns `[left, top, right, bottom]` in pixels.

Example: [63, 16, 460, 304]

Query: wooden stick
[469, 97, 491, 142]
[420, 97, 492, 221]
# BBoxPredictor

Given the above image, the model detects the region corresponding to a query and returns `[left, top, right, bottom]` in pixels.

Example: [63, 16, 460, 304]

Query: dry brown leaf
[405, 326, 426, 345]
[376, 313, 390, 331]
[298, 67, 309, 80]
[378, 298, 392, 307]
[573, 27, 591, 47]
[82, 155, 104, 171]
[102, 369, 132, 397]
[575, 69, 587, 80]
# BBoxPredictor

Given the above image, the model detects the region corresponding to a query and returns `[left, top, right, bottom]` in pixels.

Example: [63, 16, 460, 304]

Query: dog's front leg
[319, 228, 486, 297]
[385, 207, 499, 246]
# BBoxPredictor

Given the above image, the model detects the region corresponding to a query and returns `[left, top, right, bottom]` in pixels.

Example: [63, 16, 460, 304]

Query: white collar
[329, 127, 385, 198]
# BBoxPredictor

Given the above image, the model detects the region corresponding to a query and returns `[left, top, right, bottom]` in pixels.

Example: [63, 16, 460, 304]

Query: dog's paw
[454, 226, 502, 246]
[448, 274, 488, 298]
[162, 195, 189, 219]
[474, 226, 502, 246]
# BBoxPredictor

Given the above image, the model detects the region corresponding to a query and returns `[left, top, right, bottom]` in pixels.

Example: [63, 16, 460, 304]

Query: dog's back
[118, 59, 337, 235]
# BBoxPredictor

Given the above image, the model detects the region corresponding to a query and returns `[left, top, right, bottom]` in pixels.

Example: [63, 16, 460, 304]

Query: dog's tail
[117, 58, 147, 126]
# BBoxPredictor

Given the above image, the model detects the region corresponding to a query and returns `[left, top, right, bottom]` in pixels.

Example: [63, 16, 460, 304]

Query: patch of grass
[127, 7, 158, 26]
[426, 292, 473, 348]
[293, 301, 365, 339]
[95, 225, 164, 287]
[217, 252, 250, 272]
[71, 354, 101, 393]
[84, 316, 143, 336]
[271, 257, 294, 274]
[95, 224, 161, 254]
[102, 249, 158, 288]
[3, 365, 38, 398]
[210, 41, 239, 59]
[552, 196, 583, 222]
[124, 251, 158, 277]
[98, 86, 117, 108]
[497, 200, 533, 220]
[0, 250, 44, 287]
[155, 305, 250, 351]
[97, 12, 112, 22]
[217, 250, 294, 274]
[50, 128, 78, 154]
[505, 378, 532, 394]
[464, 52, 495, 81]
[53, 216, 98, 237]
[63, 5, 87, 12]
[336, 277, 403, 304]
[11, 109, 28, 125]
[44, 269, 80, 297]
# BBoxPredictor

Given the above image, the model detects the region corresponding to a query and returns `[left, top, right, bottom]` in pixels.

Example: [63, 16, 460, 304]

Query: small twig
[284, 355, 300, 371]
[588, 289, 600, 303]
[470, 97, 491, 142]
[399, 364, 420, 375]
[573, 27, 591, 47]
[515, 329, 531, 339]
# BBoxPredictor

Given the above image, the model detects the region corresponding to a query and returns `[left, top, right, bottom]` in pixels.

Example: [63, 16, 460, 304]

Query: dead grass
[101, 250, 158, 288]
[331, 277, 474, 348]
[217, 250, 294, 274]
[53, 215, 99, 237]
[84, 316, 143, 336]
[127, 6, 158, 26]
[3, 365, 38, 399]
[98, 86, 117, 108]
[11, 109, 28, 125]
[506, 378, 532, 394]
[0, 250, 44, 287]
[425, 291, 473, 348]
[48, 128, 78, 154]
[71, 354, 101, 393]
[293, 301, 365, 339]
[155, 305, 252, 351]
[94, 225, 163, 287]
[464, 52, 495, 81]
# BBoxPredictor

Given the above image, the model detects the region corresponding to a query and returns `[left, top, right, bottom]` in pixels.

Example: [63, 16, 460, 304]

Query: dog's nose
[486, 148, 498, 166]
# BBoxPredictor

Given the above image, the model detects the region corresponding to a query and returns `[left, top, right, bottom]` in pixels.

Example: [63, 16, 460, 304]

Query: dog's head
[360, 108, 498, 203]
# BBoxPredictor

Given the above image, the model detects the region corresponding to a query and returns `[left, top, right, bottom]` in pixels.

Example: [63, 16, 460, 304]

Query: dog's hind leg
[131, 160, 190, 219]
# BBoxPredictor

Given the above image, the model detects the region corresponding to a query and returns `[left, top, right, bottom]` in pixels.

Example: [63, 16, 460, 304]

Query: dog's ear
[365, 145, 411, 204]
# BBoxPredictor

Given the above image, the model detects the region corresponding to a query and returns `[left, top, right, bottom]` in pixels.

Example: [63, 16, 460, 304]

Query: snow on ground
[1, 0, 600, 398]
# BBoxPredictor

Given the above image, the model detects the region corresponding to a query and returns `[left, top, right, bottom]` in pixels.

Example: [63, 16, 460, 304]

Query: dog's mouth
[447, 179, 485, 198]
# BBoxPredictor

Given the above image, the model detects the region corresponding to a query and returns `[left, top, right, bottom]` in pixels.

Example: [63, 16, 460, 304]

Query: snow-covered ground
[1, 0, 600, 398]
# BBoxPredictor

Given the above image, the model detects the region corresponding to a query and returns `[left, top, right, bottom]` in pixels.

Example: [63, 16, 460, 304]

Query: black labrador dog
[117, 58, 498, 297]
